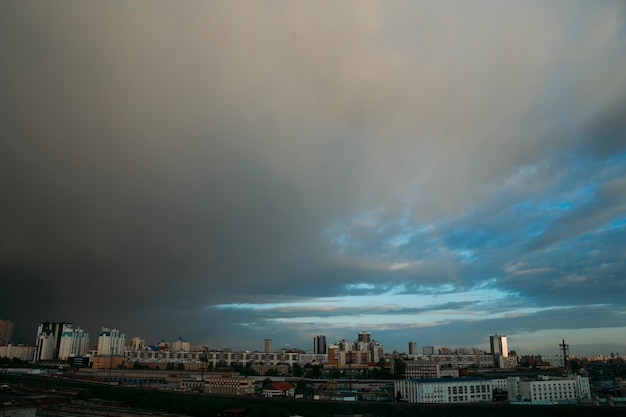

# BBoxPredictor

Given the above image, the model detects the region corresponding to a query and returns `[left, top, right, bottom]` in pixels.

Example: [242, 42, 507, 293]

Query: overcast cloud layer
[1, 1, 625, 356]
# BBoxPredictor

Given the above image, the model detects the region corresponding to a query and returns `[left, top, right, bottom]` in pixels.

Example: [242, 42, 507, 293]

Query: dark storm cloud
[1, 1, 626, 355]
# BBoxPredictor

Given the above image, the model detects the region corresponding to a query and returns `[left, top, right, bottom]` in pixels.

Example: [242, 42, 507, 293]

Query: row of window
[448, 385, 488, 395]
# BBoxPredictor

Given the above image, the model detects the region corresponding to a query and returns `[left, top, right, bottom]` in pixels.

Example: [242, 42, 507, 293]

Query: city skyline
[1, 2, 625, 358]
[1, 318, 619, 360]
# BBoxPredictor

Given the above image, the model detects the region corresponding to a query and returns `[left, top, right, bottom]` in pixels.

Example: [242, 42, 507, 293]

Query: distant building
[507, 375, 591, 403]
[58, 325, 90, 360]
[490, 333, 508, 357]
[263, 381, 295, 397]
[314, 335, 327, 354]
[35, 322, 70, 361]
[251, 364, 289, 376]
[0, 343, 37, 361]
[498, 355, 519, 369]
[490, 333, 509, 367]
[423, 346, 434, 355]
[0, 320, 14, 344]
[404, 360, 461, 379]
[263, 339, 272, 353]
[172, 336, 190, 352]
[128, 337, 145, 351]
[408, 341, 417, 356]
[203, 376, 255, 396]
[92, 355, 125, 369]
[97, 327, 125, 355]
[395, 377, 494, 403]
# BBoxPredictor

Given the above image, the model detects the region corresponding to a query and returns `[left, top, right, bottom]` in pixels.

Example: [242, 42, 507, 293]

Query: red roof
[268, 381, 294, 390]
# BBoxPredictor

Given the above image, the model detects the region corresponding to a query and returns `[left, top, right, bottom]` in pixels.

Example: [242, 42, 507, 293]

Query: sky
[1, 1, 625, 357]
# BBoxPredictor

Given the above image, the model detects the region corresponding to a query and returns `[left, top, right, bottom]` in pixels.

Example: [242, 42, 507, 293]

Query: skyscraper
[408, 341, 417, 356]
[490, 333, 508, 357]
[58, 325, 90, 360]
[263, 338, 272, 353]
[0, 319, 14, 344]
[97, 327, 126, 355]
[35, 322, 70, 361]
[314, 335, 327, 354]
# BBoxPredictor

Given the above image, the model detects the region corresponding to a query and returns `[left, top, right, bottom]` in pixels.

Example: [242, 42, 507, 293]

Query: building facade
[97, 327, 126, 355]
[507, 375, 591, 404]
[395, 378, 494, 403]
[0, 320, 14, 345]
[0, 343, 37, 361]
[314, 335, 327, 354]
[172, 336, 190, 352]
[35, 322, 70, 361]
[58, 326, 90, 360]
[124, 349, 308, 368]
[203, 376, 255, 396]
[490, 333, 508, 357]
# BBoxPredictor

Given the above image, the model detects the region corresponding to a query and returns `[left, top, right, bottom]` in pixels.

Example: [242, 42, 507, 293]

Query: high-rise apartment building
[409, 341, 417, 356]
[35, 322, 70, 361]
[490, 333, 508, 357]
[58, 325, 90, 360]
[314, 335, 327, 354]
[97, 327, 126, 355]
[263, 339, 272, 353]
[0, 319, 14, 344]
[358, 331, 371, 343]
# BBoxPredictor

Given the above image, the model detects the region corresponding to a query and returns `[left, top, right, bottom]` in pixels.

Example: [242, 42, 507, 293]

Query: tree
[307, 364, 322, 379]
[292, 364, 304, 377]
[393, 359, 406, 379]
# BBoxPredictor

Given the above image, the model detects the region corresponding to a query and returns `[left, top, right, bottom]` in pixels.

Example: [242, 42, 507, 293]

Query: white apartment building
[507, 375, 591, 404]
[395, 378, 494, 403]
[34, 332, 56, 361]
[34, 322, 70, 361]
[58, 326, 90, 360]
[97, 327, 126, 355]
[0, 343, 37, 361]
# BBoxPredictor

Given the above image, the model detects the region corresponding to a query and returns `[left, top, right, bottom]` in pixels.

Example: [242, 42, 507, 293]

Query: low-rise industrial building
[507, 375, 591, 404]
[395, 377, 494, 403]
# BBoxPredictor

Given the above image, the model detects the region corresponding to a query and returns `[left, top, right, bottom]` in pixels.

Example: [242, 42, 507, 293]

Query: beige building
[92, 355, 125, 369]
[0, 320, 14, 344]
[404, 360, 461, 379]
[172, 336, 190, 352]
[203, 376, 255, 396]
